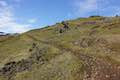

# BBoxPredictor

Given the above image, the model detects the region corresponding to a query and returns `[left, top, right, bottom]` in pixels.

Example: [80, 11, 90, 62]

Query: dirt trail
[26, 34, 120, 80]
[0, 34, 120, 80]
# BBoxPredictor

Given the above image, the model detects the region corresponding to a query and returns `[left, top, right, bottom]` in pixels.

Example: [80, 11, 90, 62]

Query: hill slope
[0, 16, 120, 80]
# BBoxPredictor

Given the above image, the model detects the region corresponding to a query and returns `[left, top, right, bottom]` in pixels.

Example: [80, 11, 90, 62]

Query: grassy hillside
[0, 16, 120, 80]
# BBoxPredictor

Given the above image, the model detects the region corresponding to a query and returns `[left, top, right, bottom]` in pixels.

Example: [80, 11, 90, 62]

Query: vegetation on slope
[0, 16, 120, 80]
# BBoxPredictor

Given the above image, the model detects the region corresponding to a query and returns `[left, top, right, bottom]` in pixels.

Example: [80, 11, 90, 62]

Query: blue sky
[0, 0, 120, 33]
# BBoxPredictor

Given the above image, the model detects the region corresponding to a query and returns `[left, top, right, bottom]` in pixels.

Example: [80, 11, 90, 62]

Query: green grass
[14, 53, 83, 80]
[0, 16, 120, 80]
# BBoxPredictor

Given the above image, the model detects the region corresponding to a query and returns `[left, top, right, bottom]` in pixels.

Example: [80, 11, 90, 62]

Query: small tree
[116, 15, 119, 17]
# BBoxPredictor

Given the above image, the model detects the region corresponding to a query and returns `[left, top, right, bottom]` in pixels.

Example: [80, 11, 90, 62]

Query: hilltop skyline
[0, 0, 120, 33]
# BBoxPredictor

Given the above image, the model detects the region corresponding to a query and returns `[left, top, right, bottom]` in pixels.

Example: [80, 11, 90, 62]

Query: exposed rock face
[59, 21, 70, 33]
[0, 43, 47, 80]
[0, 16, 120, 80]
[62, 21, 69, 29]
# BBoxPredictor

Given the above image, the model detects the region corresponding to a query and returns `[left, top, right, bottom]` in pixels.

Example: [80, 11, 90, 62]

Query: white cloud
[0, 0, 32, 33]
[28, 18, 37, 24]
[0, 0, 8, 7]
[74, 0, 120, 16]
[75, 0, 98, 13]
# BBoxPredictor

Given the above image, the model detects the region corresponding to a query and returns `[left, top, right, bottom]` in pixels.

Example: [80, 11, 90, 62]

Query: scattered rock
[0, 43, 48, 80]
[61, 21, 69, 29]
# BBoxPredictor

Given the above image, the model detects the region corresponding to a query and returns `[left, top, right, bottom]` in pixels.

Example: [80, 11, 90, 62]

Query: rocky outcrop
[59, 21, 70, 33]
[0, 43, 47, 80]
